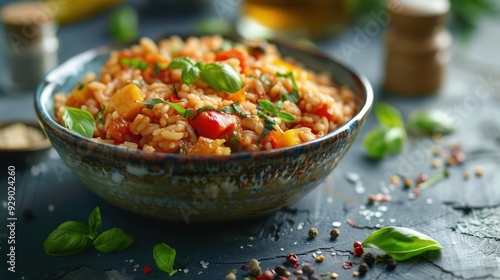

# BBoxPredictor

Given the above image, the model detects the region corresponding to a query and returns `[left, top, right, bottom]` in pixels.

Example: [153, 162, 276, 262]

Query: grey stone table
[0, 2, 499, 279]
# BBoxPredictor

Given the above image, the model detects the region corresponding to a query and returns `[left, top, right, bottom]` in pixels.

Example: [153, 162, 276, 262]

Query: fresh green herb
[362, 226, 442, 261]
[276, 71, 300, 103]
[93, 228, 135, 253]
[248, 74, 257, 78]
[62, 107, 96, 138]
[153, 62, 168, 77]
[407, 110, 455, 136]
[168, 102, 194, 119]
[138, 98, 168, 110]
[97, 106, 106, 125]
[417, 169, 450, 190]
[220, 102, 252, 118]
[108, 6, 138, 42]
[260, 74, 274, 87]
[44, 207, 134, 257]
[375, 103, 404, 127]
[258, 99, 295, 123]
[87, 206, 102, 240]
[261, 115, 277, 138]
[44, 221, 93, 256]
[119, 58, 149, 70]
[199, 63, 242, 93]
[153, 243, 177, 276]
[167, 57, 243, 93]
[362, 103, 407, 159]
[227, 133, 240, 152]
[77, 82, 85, 90]
[196, 106, 218, 114]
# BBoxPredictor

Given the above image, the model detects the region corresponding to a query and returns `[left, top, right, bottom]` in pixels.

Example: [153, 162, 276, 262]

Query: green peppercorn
[274, 265, 286, 276]
[302, 264, 315, 276]
[358, 263, 369, 276]
[330, 228, 340, 239]
[308, 227, 318, 239]
[387, 258, 398, 270]
[364, 253, 375, 265]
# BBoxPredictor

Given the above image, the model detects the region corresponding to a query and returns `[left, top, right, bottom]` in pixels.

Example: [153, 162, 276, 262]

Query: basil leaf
[62, 107, 96, 138]
[276, 71, 300, 103]
[167, 57, 195, 70]
[153, 243, 177, 276]
[44, 221, 92, 256]
[375, 103, 404, 128]
[407, 110, 455, 136]
[362, 125, 406, 159]
[258, 99, 278, 115]
[93, 228, 134, 253]
[97, 106, 106, 125]
[276, 111, 295, 123]
[138, 98, 168, 110]
[199, 63, 243, 93]
[362, 226, 442, 261]
[87, 206, 102, 240]
[181, 64, 200, 86]
[119, 58, 149, 70]
[167, 102, 194, 119]
[259, 114, 277, 138]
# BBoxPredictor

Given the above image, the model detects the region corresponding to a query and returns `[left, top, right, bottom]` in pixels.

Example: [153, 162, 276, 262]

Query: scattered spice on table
[315, 255, 325, 262]
[364, 253, 375, 265]
[475, 167, 484, 177]
[342, 262, 353, 269]
[143, 265, 152, 275]
[463, 171, 471, 180]
[346, 218, 357, 227]
[0, 122, 47, 149]
[358, 263, 369, 276]
[403, 177, 413, 189]
[308, 227, 319, 239]
[330, 229, 340, 239]
[330, 272, 339, 279]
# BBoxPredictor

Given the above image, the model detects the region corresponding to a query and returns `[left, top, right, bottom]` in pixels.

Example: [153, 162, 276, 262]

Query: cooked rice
[55, 35, 358, 155]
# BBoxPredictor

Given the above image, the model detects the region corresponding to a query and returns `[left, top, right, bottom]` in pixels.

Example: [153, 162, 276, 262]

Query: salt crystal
[332, 221, 342, 227]
[184, 269, 189, 273]
[200, 261, 209, 268]
[327, 197, 334, 204]
[133, 264, 140, 269]
[313, 253, 317, 258]
[408, 193, 416, 200]
[375, 212, 382, 218]
[240, 246, 244, 249]
[331, 252, 337, 256]
[360, 205, 366, 210]
[249, 236, 255, 240]
[426, 198, 433, 204]
[281, 248, 284, 251]
[379, 219, 384, 223]
[297, 222, 305, 230]
[129, 259, 134, 263]
[294, 242, 297, 245]
[365, 216, 371, 221]
[355, 184, 366, 194]
[345, 172, 360, 183]
[389, 218, 396, 223]
[378, 205, 388, 212]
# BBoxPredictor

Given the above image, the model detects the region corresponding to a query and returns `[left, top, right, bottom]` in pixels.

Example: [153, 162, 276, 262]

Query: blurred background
[0, 0, 499, 147]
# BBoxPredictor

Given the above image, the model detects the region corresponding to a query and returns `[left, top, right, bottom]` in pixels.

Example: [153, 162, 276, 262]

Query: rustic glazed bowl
[35, 40, 373, 222]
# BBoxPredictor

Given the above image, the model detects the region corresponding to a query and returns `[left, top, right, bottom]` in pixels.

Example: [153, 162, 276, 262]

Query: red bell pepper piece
[190, 111, 236, 140]
[107, 116, 139, 143]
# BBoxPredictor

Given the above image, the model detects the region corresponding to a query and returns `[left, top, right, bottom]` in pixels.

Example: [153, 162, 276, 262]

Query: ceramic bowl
[34, 40, 373, 222]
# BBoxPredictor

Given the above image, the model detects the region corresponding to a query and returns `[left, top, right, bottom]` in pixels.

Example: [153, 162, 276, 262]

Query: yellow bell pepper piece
[276, 129, 301, 148]
[225, 88, 246, 103]
[110, 83, 144, 120]
[272, 58, 311, 80]
[66, 85, 93, 108]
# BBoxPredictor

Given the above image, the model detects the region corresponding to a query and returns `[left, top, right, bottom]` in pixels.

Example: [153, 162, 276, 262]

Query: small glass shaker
[1, 1, 59, 91]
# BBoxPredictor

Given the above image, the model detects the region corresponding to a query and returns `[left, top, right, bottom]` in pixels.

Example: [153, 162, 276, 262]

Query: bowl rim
[35, 38, 373, 161]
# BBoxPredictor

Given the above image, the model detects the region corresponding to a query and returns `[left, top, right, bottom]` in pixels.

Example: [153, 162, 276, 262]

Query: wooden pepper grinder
[384, 0, 452, 95]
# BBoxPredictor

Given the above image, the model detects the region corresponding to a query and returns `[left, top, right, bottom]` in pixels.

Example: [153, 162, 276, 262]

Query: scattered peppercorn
[475, 167, 484, 177]
[225, 272, 237, 280]
[331, 272, 339, 279]
[353, 271, 360, 277]
[390, 175, 400, 185]
[249, 259, 259, 268]
[354, 246, 364, 256]
[250, 265, 262, 277]
[309, 274, 320, 280]
[387, 258, 398, 270]
[261, 270, 274, 280]
[274, 266, 286, 276]
[364, 253, 375, 265]
[302, 264, 315, 276]
[308, 227, 319, 239]
[296, 275, 308, 280]
[367, 194, 375, 205]
[286, 253, 299, 265]
[358, 263, 369, 276]
[417, 173, 428, 184]
[315, 255, 325, 262]
[446, 156, 457, 166]
[403, 177, 413, 189]
[330, 228, 340, 239]
[353, 241, 362, 248]
[431, 158, 442, 168]
[463, 171, 470, 180]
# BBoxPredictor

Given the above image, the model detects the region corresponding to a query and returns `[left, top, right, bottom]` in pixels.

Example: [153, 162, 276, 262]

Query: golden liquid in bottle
[239, 0, 349, 40]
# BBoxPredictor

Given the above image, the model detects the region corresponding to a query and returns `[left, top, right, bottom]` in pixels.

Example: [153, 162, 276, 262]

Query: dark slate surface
[1, 1, 499, 279]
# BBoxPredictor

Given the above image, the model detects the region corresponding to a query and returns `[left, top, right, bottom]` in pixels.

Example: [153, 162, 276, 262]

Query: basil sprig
[153, 243, 177, 276]
[362, 226, 442, 261]
[276, 71, 300, 103]
[407, 110, 456, 136]
[62, 107, 96, 138]
[258, 99, 295, 123]
[362, 103, 407, 159]
[44, 207, 134, 256]
[167, 57, 243, 93]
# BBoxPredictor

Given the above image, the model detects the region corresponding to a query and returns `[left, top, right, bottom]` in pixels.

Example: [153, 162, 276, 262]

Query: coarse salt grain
[327, 197, 333, 204]
[332, 221, 342, 227]
[345, 172, 360, 183]
[297, 222, 305, 230]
